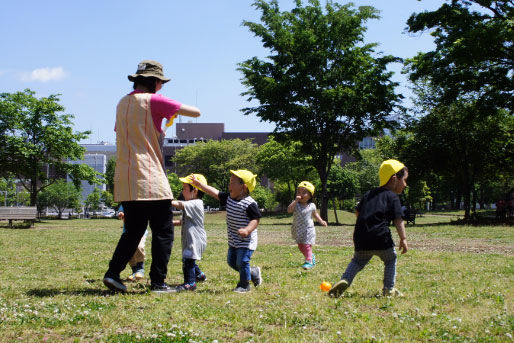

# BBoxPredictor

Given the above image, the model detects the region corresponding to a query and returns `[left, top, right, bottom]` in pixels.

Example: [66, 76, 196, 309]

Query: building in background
[67, 154, 106, 202]
[72, 124, 375, 201]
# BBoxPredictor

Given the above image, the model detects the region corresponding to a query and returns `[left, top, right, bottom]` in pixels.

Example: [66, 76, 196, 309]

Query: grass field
[0, 211, 512, 342]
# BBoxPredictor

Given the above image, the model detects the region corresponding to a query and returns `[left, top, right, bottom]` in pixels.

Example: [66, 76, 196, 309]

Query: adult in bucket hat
[103, 60, 201, 294]
[128, 60, 171, 83]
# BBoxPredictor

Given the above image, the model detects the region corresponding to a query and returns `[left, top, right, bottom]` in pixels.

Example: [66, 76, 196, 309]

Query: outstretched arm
[171, 200, 184, 210]
[177, 104, 200, 118]
[190, 176, 220, 200]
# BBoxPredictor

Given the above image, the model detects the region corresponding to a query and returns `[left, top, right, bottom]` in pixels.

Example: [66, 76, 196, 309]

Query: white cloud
[20, 67, 68, 82]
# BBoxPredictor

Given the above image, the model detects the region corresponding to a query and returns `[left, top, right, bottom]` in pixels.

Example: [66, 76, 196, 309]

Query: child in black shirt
[329, 159, 409, 297]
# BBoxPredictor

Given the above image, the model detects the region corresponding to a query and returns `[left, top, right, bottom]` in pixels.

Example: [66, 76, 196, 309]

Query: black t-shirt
[353, 187, 402, 251]
[218, 192, 262, 220]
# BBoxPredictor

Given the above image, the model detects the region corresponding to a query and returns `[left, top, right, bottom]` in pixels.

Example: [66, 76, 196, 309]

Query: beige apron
[114, 93, 173, 202]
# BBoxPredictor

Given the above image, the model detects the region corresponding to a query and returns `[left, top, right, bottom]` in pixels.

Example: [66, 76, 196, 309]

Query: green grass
[0, 211, 512, 342]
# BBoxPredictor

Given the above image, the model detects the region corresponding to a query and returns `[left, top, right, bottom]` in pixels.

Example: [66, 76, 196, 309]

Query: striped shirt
[219, 192, 261, 250]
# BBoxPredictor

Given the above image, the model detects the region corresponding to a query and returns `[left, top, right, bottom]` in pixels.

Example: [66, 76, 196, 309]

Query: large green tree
[37, 180, 82, 219]
[0, 89, 100, 206]
[405, 0, 513, 112]
[239, 0, 402, 219]
[409, 100, 513, 220]
[255, 136, 315, 197]
[172, 139, 259, 192]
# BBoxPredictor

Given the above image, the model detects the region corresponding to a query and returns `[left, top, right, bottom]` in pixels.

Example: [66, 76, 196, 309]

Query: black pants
[107, 200, 174, 284]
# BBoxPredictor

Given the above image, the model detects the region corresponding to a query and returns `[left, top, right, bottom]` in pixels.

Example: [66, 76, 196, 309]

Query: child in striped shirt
[191, 170, 262, 293]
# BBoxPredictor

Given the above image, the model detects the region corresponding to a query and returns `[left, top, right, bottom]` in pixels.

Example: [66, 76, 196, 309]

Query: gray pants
[342, 248, 397, 289]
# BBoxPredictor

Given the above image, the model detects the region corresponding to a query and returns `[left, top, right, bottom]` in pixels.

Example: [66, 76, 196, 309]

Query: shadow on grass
[26, 287, 147, 297]
[259, 222, 354, 227]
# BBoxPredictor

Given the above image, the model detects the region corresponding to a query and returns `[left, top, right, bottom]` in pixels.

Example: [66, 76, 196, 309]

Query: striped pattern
[114, 93, 173, 202]
[226, 196, 258, 250]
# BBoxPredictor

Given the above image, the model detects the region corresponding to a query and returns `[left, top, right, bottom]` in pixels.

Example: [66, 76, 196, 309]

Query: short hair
[132, 76, 158, 93]
[188, 183, 204, 199]
[395, 167, 408, 180]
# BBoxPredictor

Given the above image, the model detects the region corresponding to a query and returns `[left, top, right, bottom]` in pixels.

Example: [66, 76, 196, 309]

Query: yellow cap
[379, 159, 405, 187]
[230, 169, 257, 193]
[298, 181, 315, 195]
[179, 173, 207, 189]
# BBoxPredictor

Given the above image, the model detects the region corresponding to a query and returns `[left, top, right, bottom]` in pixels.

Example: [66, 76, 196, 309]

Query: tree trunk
[331, 198, 339, 224]
[30, 179, 38, 207]
[319, 172, 329, 221]
[463, 187, 471, 221]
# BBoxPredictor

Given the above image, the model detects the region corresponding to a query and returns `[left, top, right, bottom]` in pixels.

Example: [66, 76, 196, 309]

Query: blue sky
[0, 0, 444, 144]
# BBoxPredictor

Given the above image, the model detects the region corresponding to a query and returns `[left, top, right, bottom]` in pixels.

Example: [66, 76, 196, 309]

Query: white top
[291, 202, 317, 244]
[181, 199, 207, 260]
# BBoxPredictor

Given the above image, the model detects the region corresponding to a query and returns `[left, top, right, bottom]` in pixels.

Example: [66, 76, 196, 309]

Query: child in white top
[172, 174, 208, 292]
[287, 181, 327, 269]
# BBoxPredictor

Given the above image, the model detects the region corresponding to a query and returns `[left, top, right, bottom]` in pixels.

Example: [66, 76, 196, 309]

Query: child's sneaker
[301, 261, 314, 270]
[103, 272, 127, 293]
[175, 283, 197, 292]
[150, 283, 176, 294]
[328, 279, 349, 298]
[195, 272, 207, 283]
[250, 267, 262, 287]
[233, 284, 251, 293]
[312, 254, 316, 265]
[127, 269, 145, 282]
[382, 288, 403, 297]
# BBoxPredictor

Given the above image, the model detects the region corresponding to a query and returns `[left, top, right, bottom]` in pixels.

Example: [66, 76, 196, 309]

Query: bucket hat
[298, 181, 315, 196]
[128, 60, 170, 83]
[379, 159, 405, 187]
[230, 170, 257, 193]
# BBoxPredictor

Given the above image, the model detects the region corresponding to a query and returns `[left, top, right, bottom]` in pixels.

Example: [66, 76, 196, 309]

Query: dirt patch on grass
[257, 227, 514, 256]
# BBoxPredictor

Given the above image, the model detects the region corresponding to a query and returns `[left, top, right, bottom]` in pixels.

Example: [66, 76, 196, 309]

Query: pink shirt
[115, 90, 182, 133]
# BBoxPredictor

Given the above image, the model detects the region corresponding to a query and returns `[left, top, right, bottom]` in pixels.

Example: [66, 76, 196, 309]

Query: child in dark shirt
[329, 159, 409, 298]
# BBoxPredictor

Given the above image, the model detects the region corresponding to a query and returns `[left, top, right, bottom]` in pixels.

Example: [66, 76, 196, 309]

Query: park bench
[0, 206, 37, 228]
[402, 208, 417, 225]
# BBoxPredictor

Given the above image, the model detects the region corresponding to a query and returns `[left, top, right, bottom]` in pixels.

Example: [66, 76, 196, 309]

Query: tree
[239, 0, 402, 220]
[251, 185, 277, 212]
[173, 139, 259, 191]
[101, 190, 114, 209]
[167, 172, 183, 200]
[105, 156, 116, 193]
[255, 136, 316, 198]
[327, 160, 359, 223]
[409, 100, 513, 220]
[85, 187, 102, 216]
[38, 180, 82, 219]
[0, 89, 101, 206]
[405, 0, 513, 112]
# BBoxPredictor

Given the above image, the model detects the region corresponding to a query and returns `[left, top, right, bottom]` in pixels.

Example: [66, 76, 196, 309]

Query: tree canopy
[38, 180, 82, 219]
[0, 89, 100, 206]
[172, 139, 259, 192]
[239, 0, 402, 219]
[405, 0, 513, 112]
